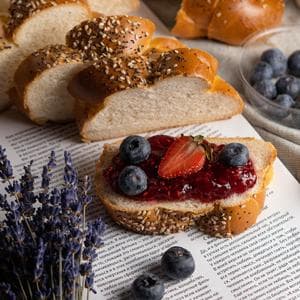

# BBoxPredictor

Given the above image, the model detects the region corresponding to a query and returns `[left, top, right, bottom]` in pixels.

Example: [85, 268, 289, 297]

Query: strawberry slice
[158, 136, 206, 179]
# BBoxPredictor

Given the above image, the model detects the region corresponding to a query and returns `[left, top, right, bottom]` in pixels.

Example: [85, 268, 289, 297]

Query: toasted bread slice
[13, 45, 86, 124]
[69, 48, 244, 141]
[95, 137, 276, 237]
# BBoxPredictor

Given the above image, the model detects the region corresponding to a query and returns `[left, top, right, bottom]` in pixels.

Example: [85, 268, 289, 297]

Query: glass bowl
[239, 25, 300, 130]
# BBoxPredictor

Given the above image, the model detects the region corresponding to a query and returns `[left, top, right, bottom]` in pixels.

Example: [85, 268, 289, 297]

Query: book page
[1, 3, 300, 299]
[0, 109, 299, 300]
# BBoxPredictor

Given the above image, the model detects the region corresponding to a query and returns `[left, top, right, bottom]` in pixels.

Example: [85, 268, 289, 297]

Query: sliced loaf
[13, 45, 85, 124]
[69, 48, 244, 141]
[95, 137, 276, 237]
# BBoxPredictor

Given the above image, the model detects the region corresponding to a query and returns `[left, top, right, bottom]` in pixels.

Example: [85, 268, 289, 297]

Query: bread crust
[147, 37, 187, 53]
[172, 0, 285, 45]
[66, 16, 156, 61]
[95, 138, 276, 237]
[14, 45, 84, 124]
[172, 0, 219, 38]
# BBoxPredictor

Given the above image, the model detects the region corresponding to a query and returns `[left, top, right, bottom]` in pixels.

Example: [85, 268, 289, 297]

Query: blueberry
[131, 273, 164, 300]
[120, 135, 151, 164]
[276, 75, 300, 99]
[161, 246, 195, 280]
[268, 94, 295, 120]
[219, 143, 249, 167]
[273, 94, 295, 107]
[288, 50, 300, 77]
[118, 166, 147, 196]
[250, 61, 273, 85]
[261, 48, 287, 77]
[253, 79, 277, 99]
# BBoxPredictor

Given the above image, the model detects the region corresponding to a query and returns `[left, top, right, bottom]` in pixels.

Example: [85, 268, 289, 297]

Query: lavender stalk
[0, 149, 105, 299]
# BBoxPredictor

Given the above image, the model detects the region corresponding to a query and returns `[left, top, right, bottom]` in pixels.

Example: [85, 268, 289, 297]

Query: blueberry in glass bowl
[288, 50, 300, 77]
[239, 26, 300, 130]
[276, 75, 300, 99]
[261, 48, 287, 77]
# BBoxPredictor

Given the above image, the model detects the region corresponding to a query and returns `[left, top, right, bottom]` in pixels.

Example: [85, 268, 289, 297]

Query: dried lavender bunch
[0, 147, 105, 300]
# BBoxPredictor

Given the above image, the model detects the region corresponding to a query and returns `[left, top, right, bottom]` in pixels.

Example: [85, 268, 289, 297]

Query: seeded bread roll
[171, 0, 285, 45]
[87, 0, 139, 15]
[13, 45, 85, 124]
[69, 48, 244, 141]
[5, 0, 91, 53]
[66, 16, 156, 61]
[95, 138, 276, 237]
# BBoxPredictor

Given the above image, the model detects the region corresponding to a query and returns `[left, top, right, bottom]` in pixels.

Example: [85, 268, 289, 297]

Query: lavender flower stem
[26, 279, 33, 299]
[72, 253, 75, 300]
[80, 205, 87, 299]
[16, 274, 28, 300]
[50, 265, 55, 300]
[36, 282, 42, 299]
[59, 248, 63, 300]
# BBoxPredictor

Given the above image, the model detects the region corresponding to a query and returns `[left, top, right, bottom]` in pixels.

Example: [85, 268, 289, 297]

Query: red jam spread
[103, 135, 257, 203]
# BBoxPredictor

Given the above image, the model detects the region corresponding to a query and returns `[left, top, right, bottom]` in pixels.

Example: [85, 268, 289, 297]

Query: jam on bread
[103, 135, 257, 202]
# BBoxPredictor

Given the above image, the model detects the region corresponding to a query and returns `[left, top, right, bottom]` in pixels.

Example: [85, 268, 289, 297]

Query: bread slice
[5, 0, 91, 54]
[69, 48, 244, 141]
[0, 23, 24, 112]
[95, 137, 276, 237]
[13, 45, 86, 124]
[87, 0, 139, 15]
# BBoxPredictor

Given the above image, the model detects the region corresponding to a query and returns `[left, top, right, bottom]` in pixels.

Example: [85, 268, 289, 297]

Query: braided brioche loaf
[13, 15, 243, 139]
[171, 0, 285, 45]
[65, 16, 243, 141]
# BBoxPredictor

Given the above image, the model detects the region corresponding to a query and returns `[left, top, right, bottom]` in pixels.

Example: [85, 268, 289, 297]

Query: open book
[0, 3, 300, 300]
